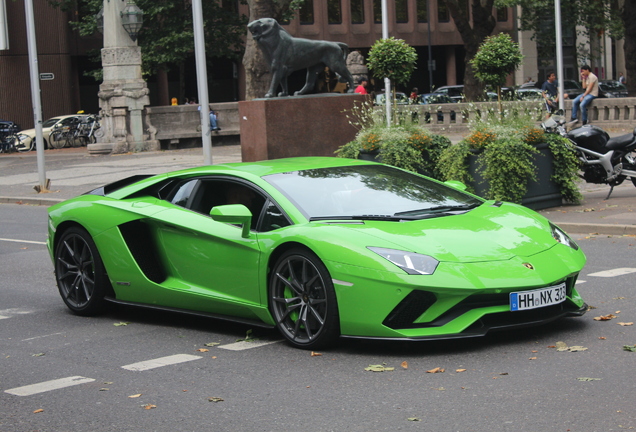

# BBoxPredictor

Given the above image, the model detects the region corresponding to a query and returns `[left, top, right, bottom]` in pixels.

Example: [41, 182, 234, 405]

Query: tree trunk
[444, 0, 496, 101]
[243, 0, 293, 100]
[623, 0, 636, 95]
[156, 68, 170, 106]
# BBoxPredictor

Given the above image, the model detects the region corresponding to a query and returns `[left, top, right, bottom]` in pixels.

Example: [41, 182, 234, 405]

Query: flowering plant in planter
[438, 105, 581, 205]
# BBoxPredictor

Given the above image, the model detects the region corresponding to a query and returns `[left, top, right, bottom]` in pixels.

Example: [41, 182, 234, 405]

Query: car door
[149, 177, 268, 312]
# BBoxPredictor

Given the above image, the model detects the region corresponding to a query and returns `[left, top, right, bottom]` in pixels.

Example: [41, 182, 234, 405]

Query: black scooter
[541, 110, 636, 199]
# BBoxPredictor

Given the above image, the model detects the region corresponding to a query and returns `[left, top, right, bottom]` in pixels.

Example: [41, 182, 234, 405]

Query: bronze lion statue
[248, 18, 355, 98]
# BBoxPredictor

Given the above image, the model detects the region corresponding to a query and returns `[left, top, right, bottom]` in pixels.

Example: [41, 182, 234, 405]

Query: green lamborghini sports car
[47, 157, 587, 349]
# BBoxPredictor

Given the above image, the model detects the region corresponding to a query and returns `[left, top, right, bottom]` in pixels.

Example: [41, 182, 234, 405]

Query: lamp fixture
[120, 1, 144, 42]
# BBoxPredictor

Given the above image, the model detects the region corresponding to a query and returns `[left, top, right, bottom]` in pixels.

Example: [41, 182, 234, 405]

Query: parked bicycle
[76, 114, 100, 146]
[0, 120, 20, 153]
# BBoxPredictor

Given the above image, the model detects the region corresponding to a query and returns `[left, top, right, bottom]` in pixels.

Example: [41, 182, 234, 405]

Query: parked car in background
[16, 114, 95, 151]
[374, 92, 409, 105]
[419, 93, 457, 122]
[515, 88, 544, 101]
[598, 80, 628, 98]
[433, 85, 497, 102]
[562, 80, 583, 99]
[432, 85, 465, 102]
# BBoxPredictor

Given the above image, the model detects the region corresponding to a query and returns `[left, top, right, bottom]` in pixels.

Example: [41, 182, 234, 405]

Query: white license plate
[510, 283, 566, 311]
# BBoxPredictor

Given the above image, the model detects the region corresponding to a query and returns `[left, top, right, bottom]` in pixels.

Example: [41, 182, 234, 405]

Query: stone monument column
[89, 0, 155, 154]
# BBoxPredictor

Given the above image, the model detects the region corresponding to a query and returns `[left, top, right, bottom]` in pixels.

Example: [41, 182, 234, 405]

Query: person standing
[354, 78, 368, 95]
[619, 72, 626, 84]
[568, 65, 598, 126]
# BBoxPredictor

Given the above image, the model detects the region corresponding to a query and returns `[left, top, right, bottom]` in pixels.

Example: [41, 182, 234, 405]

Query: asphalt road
[1, 203, 635, 431]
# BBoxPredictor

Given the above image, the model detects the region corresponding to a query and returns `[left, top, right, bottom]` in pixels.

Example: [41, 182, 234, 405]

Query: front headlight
[550, 223, 579, 250]
[368, 247, 439, 275]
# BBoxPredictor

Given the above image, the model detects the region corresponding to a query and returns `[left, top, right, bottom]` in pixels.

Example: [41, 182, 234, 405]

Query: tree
[443, 0, 497, 101]
[470, 33, 523, 110]
[366, 37, 418, 89]
[51, 0, 247, 105]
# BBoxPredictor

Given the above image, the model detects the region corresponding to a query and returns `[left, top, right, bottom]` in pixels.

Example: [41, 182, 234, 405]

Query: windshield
[263, 165, 482, 220]
[422, 94, 452, 104]
[42, 118, 61, 128]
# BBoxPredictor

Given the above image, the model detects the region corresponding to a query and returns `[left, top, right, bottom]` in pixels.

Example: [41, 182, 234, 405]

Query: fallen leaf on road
[456, 369, 467, 373]
[33, 409, 44, 414]
[208, 397, 224, 402]
[196, 348, 209, 352]
[32, 353, 45, 357]
[529, 357, 537, 360]
[568, 346, 588, 352]
[556, 341, 569, 351]
[365, 364, 395, 372]
[594, 314, 617, 321]
[618, 322, 633, 326]
[311, 351, 322, 357]
[598, 337, 607, 340]
[407, 418, 421, 421]
[623, 345, 636, 352]
[577, 377, 601, 381]
[499, 372, 509, 376]
[99, 388, 109, 391]
[114, 322, 129, 326]
[143, 404, 156, 410]
[204, 342, 220, 347]
[128, 394, 142, 398]
[401, 361, 408, 369]
[426, 367, 445, 373]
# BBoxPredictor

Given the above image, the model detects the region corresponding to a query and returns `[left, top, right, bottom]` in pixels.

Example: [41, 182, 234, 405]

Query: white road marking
[0, 308, 34, 320]
[0, 237, 47, 245]
[121, 354, 202, 371]
[22, 332, 65, 341]
[588, 268, 636, 278]
[218, 340, 283, 351]
[576, 280, 586, 284]
[5, 376, 95, 397]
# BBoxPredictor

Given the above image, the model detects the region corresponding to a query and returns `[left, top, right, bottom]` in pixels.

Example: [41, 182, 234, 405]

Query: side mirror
[443, 180, 467, 191]
[210, 204, 252, 238]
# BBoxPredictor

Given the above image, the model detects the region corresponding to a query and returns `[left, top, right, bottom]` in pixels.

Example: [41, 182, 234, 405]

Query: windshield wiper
[393, 203, 480, 217]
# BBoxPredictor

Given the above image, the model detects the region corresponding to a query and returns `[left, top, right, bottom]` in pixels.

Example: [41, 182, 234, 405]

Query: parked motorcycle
[541, 110, 636, 199]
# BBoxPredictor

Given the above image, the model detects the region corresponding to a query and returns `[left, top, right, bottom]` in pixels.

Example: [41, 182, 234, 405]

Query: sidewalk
[1, 142, 635, 235]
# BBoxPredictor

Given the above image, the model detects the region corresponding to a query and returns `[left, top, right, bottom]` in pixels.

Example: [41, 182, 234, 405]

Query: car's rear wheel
[54, 227, 109, 316]
[269, 248, 340, 350]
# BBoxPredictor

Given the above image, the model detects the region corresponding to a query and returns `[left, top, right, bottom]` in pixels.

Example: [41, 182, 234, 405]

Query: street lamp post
[91, 0, 154, 154]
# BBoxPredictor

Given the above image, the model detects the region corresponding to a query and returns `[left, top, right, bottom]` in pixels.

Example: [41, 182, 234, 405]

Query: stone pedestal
[87, 0, 157, 155]
[238, 93, 365, 162]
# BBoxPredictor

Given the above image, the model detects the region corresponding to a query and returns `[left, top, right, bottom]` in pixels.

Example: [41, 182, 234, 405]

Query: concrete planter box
[468, 143, 562, 210]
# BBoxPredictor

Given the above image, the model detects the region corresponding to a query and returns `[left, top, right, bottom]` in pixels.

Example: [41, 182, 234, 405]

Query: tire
[54, 227, 109, 316]
[269, 248, 340, 349]
[50, 130, 67, 149]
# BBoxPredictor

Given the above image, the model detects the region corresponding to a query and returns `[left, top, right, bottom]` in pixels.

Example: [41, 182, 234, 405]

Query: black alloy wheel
[269, 248, 340, 349]
[54, 227, 109, 316]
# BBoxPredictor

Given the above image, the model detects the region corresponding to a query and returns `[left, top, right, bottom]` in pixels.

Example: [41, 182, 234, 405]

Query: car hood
[334, 203, 554, 263]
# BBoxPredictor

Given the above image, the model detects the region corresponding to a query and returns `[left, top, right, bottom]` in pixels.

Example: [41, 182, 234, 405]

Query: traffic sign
[39, 73, 54, 80]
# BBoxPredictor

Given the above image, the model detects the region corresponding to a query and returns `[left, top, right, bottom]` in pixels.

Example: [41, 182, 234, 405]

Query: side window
[260, 200, 291, 232]
[169, 179, 199, 208]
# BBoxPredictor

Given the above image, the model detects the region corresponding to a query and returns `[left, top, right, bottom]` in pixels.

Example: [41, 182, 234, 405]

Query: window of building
[221, 0, 238, 13]
[496, 8, 508, 22]
[438, 0, 450, 22]
[351, 0, 365, 23]
[300, 0, 315, 24]
[373, 0, 382, 23]
[328, 0, 343, 24]
[416, 0, 428, 22]
[395, 0, 408, 23]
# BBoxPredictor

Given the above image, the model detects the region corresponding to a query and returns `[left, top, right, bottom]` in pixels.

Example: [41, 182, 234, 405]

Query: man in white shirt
[567, 65, 598, 126]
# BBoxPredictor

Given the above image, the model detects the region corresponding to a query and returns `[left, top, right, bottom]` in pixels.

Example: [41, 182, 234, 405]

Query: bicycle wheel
[71, 132, 84, 147]
[50, 130, 68, 149]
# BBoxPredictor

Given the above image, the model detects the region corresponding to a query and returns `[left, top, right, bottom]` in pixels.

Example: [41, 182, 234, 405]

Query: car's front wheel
[54, 226, 109, 316]
[269, 248, 340, 349]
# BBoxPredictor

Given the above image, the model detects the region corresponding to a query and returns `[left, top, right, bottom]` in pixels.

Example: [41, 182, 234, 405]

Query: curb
[0, 196, 65, 206]
[556, 222, 636, 236]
